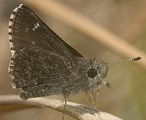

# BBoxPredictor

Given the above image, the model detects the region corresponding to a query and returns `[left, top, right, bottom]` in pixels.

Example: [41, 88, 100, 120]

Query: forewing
[8, 4, 83, 64]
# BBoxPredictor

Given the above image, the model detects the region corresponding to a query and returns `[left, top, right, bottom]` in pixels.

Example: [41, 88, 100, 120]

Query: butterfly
[8, 4, 109, 100]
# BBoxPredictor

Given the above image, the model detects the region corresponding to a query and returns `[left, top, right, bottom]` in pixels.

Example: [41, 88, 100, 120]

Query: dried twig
[0, 95, 122, 120]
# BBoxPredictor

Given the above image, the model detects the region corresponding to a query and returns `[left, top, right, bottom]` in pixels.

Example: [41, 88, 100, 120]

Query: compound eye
[87, 68, 97, 78]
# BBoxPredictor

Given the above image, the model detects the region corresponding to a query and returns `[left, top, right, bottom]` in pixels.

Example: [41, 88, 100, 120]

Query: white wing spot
[32, 41, 35, 45]
[10, 14, 15, 19]
[9, 42, 14, 48]
[9, 21, 13, 26]
[11, 81, 16, 88]
[9, 60, 14, 66]
[8, 28, 12, 33]
[19, 4, 23, 8]
[11, 50, 15, 57]
[11, 75, 15, 80]
[13, 7, 19, 12]
[26, 28, 29, 33]
[32, 23, 40, 31]
[13, 4, 23, 12]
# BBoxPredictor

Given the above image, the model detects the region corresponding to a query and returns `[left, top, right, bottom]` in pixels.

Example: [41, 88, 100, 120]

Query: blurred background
[0, 0, 145, 120]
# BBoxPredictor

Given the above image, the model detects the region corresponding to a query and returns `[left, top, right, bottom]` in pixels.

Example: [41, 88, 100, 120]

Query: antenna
[109, 57, 141, 64]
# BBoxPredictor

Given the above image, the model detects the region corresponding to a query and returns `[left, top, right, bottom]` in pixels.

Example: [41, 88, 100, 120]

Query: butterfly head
[86, 59, 109, 87]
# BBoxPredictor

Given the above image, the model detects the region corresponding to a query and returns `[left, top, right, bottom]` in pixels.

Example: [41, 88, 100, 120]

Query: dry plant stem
[0, 95, 122, 120]
[22, 0, 146, 69]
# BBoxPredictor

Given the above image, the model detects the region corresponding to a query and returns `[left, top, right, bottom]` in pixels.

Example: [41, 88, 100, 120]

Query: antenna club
[132, 57, 141, 61]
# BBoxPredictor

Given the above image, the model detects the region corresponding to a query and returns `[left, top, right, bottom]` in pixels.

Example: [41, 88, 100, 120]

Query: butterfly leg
[94, 84, 102, 110]
[85, 92, 90, 106]
[89, 87, 96, 108]
[62, 96, 67, 120]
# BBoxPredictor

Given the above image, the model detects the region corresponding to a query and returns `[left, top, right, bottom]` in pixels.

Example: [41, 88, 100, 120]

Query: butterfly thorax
[62, 58, 109, 97]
